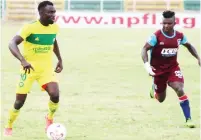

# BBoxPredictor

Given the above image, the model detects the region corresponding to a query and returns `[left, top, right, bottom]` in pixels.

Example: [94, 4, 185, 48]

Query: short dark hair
[38, 1, 53, 11]
[162, 10, 175, 18]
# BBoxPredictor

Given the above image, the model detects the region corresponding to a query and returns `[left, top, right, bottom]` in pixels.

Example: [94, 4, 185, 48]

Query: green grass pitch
[1, 23, 200, 140]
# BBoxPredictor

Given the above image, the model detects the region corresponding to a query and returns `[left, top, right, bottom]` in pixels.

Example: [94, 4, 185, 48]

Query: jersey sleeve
[147, 34, 157, 47]
[180, 35, 188, 45]
[17, 24, 31, 40]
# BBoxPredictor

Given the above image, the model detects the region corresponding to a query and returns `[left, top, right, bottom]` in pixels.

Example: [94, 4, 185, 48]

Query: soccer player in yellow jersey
[4, 1, 63, 136]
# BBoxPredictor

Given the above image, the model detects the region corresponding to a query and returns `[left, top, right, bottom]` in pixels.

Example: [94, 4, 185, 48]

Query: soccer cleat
[45, 115, 53, 132]
[150, 85, 154, 98]
[185, 119, 195, 128]
[4, 128, 12, 136]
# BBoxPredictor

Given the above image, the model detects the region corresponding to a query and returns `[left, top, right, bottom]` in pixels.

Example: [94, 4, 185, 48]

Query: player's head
[162, 10, 176, 33]
[38, 1, 56, 25]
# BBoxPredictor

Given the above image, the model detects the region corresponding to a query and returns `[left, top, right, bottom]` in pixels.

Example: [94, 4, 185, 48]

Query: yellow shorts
[16, 69, 58, 94]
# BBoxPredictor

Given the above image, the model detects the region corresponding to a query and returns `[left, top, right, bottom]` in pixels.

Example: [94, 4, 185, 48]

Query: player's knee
[49, 92, 59, 103]
[174, 86, 184, 95]
[50, 96, 59, 103]
[156, 91, 166, 103]
[158, 98, 165, 103]
[14, 100, 25, 110]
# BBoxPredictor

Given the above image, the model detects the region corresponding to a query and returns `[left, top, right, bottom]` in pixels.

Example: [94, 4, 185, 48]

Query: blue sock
[179, 95, 191, 121]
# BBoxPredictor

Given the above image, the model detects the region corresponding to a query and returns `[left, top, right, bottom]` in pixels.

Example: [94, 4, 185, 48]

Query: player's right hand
[21, 60, 34, 74]
[144, 62, 155, 76]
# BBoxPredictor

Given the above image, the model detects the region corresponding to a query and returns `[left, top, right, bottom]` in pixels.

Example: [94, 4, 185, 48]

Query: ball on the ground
[47, 123, 67, 140]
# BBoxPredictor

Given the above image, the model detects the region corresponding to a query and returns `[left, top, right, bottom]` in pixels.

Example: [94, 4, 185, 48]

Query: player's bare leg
[150, 84, 166, 103]
[4, 94, 27, 136]
[169, 82, 195, 128]
[43, 82, 60, 132]
[155, 91, 166, 103]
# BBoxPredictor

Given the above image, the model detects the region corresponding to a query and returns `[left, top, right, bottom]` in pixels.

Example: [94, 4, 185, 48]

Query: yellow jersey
[18, 20, 59, 71]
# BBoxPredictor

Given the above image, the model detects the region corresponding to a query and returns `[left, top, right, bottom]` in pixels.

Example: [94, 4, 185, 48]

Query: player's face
[41, 5, 56, 24]
[162, 17, 175, 33]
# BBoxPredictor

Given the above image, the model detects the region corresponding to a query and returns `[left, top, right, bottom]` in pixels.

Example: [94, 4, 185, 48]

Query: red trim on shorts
[179, 95, 188, 101]
[42, 84, 48, 90]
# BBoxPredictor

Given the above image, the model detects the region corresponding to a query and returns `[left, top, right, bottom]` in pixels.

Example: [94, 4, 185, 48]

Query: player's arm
[183, 43, 200, 60]
[9, 35, 25, 62]
[141, 43, 155, 76]
[141, 43, 152, 63]
[141, 34, 157, 76]
[9, 25, 34, 73]
[181, 35, 201, 66]
[53, 39, 63, 73]
[53, 39, 62, 61]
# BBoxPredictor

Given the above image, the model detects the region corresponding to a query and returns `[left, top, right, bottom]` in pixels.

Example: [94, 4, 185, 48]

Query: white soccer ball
[47, 123, 67, 140]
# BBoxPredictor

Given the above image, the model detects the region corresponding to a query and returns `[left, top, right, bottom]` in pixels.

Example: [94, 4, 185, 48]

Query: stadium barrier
[0, 1, 2, 18]
[184, 0, 200, 11]
[5, 0, 64, 20]
[55, 12, 200, 29]
[65, 0, 124, 12]
[0, 0, 6, 18]
[2, 0, 200, 21]
[124, 0, 184, 11]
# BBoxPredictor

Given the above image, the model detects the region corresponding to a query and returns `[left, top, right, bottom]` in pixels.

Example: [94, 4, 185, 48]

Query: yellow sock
[48, 100, 58, 120]
[5, 108, 20, 128]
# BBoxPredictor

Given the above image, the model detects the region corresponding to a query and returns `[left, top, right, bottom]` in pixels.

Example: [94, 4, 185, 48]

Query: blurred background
[0, 0, 200, 20]
[1, 0, 200, 140]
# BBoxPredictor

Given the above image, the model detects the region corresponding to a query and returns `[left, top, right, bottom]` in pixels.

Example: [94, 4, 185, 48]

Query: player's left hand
[55, 60, 63, 73]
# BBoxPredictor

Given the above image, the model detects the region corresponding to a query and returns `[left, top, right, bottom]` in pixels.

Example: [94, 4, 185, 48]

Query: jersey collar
[161, 29, 176, 38]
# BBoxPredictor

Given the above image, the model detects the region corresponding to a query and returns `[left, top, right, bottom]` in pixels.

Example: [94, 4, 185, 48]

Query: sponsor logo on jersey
[35, 37, 39, 41]
[159, 42, 164, 45]
[33, 47, 51, 53]
[161, 48, 178, 57]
